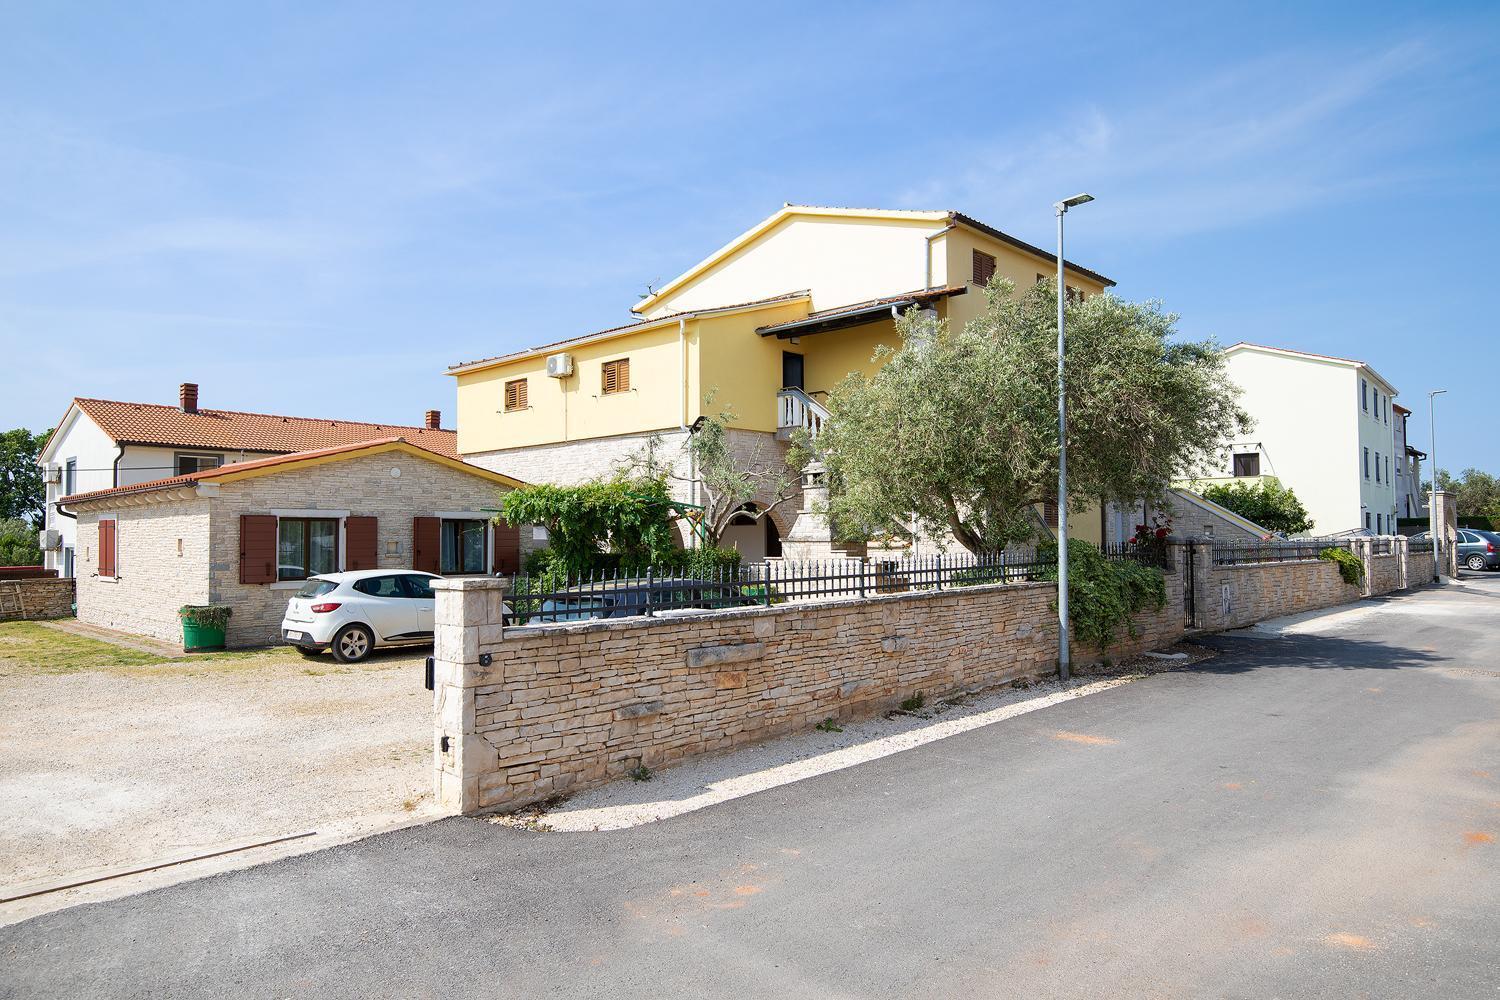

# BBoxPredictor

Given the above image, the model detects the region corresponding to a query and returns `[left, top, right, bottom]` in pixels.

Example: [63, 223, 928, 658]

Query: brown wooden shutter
[491, 521, 520, 575]
[413, 516, 441, 574]
[345, 516, 378, 571]
[504, 378, 528, 412]
[98, 519, 116, 577]
[239, 515, 278, 584]
[602, 358, 629, 394]
[972, 250, 996, 286]
[1043, 501, 1059, 529]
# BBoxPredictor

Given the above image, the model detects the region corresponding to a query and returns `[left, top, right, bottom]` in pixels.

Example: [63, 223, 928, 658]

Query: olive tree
[814, 279, 1249, 555]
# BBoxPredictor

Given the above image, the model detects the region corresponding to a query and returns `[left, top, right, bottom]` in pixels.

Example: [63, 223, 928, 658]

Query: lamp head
[1055, 193, 1095, 213]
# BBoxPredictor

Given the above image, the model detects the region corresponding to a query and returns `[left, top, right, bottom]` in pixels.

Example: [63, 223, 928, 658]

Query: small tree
[0, 517, 42, 567]
[815, 280, 1249, 555]
[496, 477, 678, 574]
[1, 428, 51, 530]
[626, 396, 799, 548]
[1199, 479, 1314, 535]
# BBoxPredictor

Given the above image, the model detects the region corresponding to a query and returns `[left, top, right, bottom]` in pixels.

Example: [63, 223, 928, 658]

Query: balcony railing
[777, 387, 831, 441]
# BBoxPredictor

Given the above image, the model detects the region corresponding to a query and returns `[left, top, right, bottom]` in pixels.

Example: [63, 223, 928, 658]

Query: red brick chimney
[424, 409, 441, 430]
[179, 382, 199, 414]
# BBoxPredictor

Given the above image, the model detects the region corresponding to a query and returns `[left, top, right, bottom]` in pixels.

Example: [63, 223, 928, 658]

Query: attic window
[504, 378, 528, 412]
[602, 358, 630, 395]
[972, 250, 996, 286]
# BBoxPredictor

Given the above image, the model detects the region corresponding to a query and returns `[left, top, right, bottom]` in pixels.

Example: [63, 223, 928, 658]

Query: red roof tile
[71, 398, 459, 458]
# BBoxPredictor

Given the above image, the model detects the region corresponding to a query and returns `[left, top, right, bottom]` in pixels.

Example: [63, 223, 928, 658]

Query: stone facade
[71, 449, 519, 647]
[0, 577, 75, 621]
[431, 549, 1190, 814]
[1366, 552, 1401, 596]
[465, 426, 802, 548]
[75, 499, 213, 642]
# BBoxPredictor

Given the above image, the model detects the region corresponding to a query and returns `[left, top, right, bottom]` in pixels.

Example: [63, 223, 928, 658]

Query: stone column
[1435, 490, 1459, 579]
[1355, 538, 1374, 597]
[1396, 535, 1409, 590]
[432, 576, 508, 814]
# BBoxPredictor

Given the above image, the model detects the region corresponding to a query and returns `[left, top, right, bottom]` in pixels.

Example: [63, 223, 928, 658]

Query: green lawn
[0, 621, 315, 676]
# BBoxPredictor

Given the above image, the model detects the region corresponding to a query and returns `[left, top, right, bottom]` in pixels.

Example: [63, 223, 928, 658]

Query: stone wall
[432, 551, 1188, 813]
[74, 501, 213, 643]
[0, 577, 75, 622]
[1408, 548, 1436, 586]
[1367, 552, 1401, 596]
[1194, 555, 1356, 632]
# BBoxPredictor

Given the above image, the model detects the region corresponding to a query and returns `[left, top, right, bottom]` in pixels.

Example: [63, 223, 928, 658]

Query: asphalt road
[4, 574, 1499, 999]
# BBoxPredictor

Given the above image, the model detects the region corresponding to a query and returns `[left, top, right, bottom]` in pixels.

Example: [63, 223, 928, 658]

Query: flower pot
[181, 621, 226, 652]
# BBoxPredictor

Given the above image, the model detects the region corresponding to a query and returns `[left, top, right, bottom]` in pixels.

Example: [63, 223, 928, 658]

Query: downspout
[924, 224, 956, 290]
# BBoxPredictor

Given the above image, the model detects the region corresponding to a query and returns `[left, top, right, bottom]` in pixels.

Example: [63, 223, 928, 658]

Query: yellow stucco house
[448, 205, 1114, 558]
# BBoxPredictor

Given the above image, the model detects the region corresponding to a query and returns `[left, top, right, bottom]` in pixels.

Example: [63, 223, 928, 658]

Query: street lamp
[1428, 389, 1447, 581]
[1054, 192, 1094, 682]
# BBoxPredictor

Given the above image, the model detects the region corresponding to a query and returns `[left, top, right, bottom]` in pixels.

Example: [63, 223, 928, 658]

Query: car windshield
[296, 579, 337, 598]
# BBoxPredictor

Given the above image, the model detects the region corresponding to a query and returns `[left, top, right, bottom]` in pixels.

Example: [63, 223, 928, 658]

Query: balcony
[776, 387, 830, 442]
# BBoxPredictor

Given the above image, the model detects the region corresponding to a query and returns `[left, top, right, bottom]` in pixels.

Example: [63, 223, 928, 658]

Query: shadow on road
[1192, 631, 1445, 674]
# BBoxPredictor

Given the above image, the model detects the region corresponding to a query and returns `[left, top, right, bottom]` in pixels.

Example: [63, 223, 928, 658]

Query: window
[440, 518, 487, 574]
[1386, 455, 1391, 484]
[1376, 513, 1383, 533]
[401, 574, 436, 599]
[972, 250, 996, 286]
[353, 575, 406, 598]
[174, 453, 223, 476]
[1365, 512, 1372, 530]
[1375, 452, 1381, 483]
[1361, 379, 1368, 412]
[601, 358, 630, 395]
[1383, 396, 1388, 424]
[1363, 447, 1370, 479]
[1065, 285, 1084, 305]
[64, 458, 77, 496]
[63, 546, 74, 579]
[277, 518, 339, 581]
[1232, 452, 1261, 477]
[504, 378, 528, 412]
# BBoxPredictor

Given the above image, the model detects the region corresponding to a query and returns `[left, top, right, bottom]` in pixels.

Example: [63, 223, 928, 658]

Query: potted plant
[178, 604, 233, 652]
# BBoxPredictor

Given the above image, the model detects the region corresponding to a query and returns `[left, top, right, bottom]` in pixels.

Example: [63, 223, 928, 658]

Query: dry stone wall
[0, 578, 75, 621]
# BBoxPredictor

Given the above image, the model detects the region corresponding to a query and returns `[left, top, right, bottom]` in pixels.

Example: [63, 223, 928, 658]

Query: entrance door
[782, 351, 805, 391]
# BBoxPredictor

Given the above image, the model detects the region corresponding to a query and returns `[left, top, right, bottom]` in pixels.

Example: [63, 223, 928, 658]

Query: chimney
[179, 382, 199, 414]
[424, 409, 441, 430]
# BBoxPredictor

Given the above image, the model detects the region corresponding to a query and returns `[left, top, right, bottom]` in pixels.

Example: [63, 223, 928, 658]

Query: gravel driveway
[0, 630, 434, 905]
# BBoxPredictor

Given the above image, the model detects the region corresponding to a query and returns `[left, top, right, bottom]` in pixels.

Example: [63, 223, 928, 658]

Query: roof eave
[949, 213, 1116, 288]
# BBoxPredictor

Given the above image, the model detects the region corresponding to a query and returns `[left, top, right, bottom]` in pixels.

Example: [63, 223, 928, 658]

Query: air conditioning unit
[39, 529, 61, 551]
[43, 464, 62, 484]
[546, 353, 574, 378]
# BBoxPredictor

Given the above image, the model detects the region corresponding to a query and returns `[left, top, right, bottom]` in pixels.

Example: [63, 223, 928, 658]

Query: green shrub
[1319, 546, 1364, 586]
[177, 605, 232, 630]
[1038, 539, 1167, 650]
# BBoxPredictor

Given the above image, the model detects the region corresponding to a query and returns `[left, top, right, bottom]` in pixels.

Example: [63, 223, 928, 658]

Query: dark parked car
[533, 577, 761, 623]
[1410, 529, 1500, 571]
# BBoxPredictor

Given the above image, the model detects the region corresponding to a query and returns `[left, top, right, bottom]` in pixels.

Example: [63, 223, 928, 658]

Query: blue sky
[2, 1, 1496, 473]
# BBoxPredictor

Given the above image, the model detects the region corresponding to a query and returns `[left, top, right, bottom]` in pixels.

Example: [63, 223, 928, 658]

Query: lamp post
[1428, 389, 1447, 581]
[1054, 192, 1094, 682]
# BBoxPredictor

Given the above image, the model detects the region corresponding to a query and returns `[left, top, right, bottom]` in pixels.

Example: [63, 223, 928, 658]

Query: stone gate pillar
[432, 576, 508, 814]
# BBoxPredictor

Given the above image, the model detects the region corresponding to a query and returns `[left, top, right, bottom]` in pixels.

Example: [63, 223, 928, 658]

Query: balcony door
[782, 351, 805, 391]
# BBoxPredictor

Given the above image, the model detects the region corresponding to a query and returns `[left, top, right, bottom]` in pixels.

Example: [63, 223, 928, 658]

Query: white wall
[39, 410, 118, 575]
[1355, 379, 1399, 532]
[1223, 351, 1362, 535]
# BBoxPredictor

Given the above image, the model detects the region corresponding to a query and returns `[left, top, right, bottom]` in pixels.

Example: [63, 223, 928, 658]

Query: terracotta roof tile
[72, 398, 459, 458]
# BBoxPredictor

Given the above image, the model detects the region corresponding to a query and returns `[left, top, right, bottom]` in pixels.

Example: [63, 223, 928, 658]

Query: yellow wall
[638, 213, 947, 319]
[692, 301, 807, 432]
[944, 230, 1110, 333]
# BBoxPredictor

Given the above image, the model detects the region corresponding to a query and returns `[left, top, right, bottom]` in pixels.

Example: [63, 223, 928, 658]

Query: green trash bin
[178, 605, 232, 652]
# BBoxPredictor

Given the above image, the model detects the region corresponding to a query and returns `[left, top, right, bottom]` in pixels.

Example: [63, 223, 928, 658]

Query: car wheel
[294, 646, 322, 659]
[1467, 554, 1487, 571]
[331, 624, 374, 664]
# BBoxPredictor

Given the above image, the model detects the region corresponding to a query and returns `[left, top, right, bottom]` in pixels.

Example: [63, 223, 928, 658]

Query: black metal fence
[1210, 537, 1355, 566]
[1407, 536, 1435, 553]
[506, 541, 1169, 625]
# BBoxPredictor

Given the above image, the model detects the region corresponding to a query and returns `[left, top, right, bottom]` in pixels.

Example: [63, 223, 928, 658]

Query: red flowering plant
[1129, 512, 1172, 565]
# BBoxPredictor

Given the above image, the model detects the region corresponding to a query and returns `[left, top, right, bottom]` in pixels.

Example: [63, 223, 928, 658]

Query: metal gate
[1183, 541, 1198, 629]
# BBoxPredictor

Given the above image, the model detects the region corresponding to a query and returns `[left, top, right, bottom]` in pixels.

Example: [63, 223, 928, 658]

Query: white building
[36, 383, 458, 577]
[1392, 403, 1427, 521]
[1202, 343, 1400, 536]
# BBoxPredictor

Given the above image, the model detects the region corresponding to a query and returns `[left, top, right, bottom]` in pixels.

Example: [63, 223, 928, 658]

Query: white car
[281, 570, 443, 663]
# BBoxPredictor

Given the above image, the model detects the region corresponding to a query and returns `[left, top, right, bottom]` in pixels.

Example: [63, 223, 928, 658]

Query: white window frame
[269, 509, 350, 590]
[434, 511, 494, 576]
